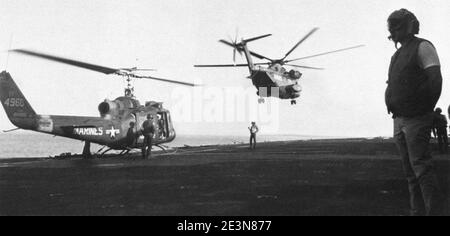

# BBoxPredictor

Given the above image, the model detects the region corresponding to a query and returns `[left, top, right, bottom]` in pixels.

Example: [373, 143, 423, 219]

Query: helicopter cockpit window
[116, 97, 140, 109]
[130, 99, 140, 108]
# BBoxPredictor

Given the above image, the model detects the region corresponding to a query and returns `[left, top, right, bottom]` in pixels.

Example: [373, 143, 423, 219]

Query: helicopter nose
[292, 84, 302, 92]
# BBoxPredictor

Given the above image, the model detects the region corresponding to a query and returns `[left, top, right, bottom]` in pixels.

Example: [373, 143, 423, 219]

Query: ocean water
[0, 132, 329, 158]
[0, 132, 313, 158]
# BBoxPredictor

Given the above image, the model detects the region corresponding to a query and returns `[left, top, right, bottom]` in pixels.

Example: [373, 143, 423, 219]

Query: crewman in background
[248, 122, 259, 149]
[432, 108, 448, 154]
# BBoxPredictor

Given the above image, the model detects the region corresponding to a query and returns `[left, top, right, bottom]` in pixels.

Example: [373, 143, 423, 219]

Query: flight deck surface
[1, 138, 449, 216]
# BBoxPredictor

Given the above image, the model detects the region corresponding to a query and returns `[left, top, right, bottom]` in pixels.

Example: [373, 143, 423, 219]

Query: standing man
[385, 9, 443, 216]
[126, 121, 136, 147]
[248, 122, 259, 149]
[432, 108, 448, 154]
[157, 114, 166, 139]
[141, 114, 155, 159]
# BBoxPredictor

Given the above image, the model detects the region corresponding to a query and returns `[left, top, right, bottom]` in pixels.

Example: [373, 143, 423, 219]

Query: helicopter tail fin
[0, 71, 37, 129]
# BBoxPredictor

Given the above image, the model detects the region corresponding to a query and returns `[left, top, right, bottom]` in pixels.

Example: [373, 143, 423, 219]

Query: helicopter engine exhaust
[98, 100, 118, 118]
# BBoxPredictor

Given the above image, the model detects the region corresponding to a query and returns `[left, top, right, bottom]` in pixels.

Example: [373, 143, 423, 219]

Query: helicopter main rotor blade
[135, 69, 157, 71]
[251, 62, 324, 70]
[253, 62, 271, 66]
[11, 49, 119, 74]
[285, 44, 365, 63]
[194, 64, 249, 67]
[119, 67, 157, 72]
[284, 64, 324, 70]
[133, 75, 197, 86]
[247, 50, 273, 61]
[243, 34, 272, 43]
[12, 49, 195, 87]
[282, 27, 319, 61]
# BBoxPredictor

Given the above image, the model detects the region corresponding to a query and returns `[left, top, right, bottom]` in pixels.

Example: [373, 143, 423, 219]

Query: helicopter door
[132, 113, 139, 133]
[157, 112, 168, 139]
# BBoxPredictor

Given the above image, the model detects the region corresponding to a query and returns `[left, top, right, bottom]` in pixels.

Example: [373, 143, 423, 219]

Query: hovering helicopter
[194, 28, 364, 105]
[0, 49, 196, 158]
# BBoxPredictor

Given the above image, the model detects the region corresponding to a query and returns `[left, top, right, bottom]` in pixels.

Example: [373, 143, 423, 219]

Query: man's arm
[418, 42, 442, 109]
[425, 66, 442, 109]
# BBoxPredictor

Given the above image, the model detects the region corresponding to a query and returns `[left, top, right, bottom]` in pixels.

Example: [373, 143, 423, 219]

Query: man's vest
[385, 37, 434, 117]
[142, 120, 155, 135]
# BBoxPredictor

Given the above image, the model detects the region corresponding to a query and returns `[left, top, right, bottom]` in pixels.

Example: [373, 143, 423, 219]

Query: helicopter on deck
[194, 28, 364, 105]
[0, 49, 196, 158]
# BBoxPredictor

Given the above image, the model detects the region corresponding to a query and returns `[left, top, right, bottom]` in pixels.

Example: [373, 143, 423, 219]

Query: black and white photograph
[0, 0, 449, 221]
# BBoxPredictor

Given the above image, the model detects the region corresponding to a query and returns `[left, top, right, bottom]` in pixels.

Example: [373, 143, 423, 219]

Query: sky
[0, 0, 449, 138]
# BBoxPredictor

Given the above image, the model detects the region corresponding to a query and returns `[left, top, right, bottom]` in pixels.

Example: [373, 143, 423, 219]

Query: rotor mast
[124, 74, 135, 98]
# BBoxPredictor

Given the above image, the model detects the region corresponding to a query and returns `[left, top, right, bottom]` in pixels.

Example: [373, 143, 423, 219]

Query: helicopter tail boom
[0, 71, 37, 130]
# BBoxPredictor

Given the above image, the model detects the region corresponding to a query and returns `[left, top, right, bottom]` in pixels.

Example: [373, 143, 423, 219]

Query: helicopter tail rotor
[225, 29, 243, 64]
[232, 28, 242, 64]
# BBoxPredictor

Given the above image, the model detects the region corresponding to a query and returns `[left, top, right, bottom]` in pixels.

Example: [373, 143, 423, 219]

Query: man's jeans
[393, 113, 440, 215]
[250, 133, 256, 149]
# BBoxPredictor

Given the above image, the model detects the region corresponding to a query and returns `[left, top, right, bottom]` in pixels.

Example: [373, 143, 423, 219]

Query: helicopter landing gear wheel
[291, 100, 296, 105]
[258, 98, 265, 104]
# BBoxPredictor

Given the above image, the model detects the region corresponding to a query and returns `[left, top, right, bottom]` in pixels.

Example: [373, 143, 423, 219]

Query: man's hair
[387, 8, 420, 35]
